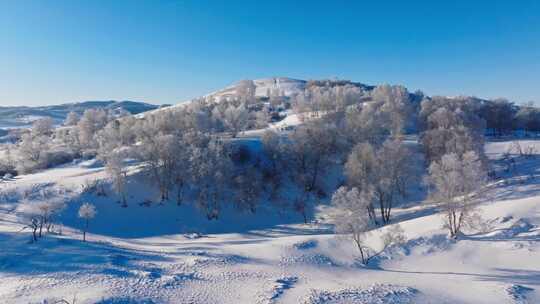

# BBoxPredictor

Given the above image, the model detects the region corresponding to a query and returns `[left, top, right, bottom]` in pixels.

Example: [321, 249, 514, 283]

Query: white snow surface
[0, 140, 539, 303]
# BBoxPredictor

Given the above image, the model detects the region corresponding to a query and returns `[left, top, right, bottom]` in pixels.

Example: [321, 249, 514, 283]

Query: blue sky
[0, 0, 539, 106]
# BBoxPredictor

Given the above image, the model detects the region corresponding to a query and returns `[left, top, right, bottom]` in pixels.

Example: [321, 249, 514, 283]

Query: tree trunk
[176, 185, 183, 206]
[355, 239, 367, 265]
[379, 195, 386, 224]
[83, 219, 89, 242]
[121, 192, 127, 207]
[367, 204, 378, 225]
[38, 218, 43, 238]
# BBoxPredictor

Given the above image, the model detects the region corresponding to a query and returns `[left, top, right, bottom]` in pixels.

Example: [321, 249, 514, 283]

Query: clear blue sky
[1, 0, 539, 106]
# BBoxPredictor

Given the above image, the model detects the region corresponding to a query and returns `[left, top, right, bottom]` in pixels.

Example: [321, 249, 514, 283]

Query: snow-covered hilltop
[210, 77, 307, 98]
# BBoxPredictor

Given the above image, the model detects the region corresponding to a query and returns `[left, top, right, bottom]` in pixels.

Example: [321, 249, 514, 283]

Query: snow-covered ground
[1, 140, 539, 303]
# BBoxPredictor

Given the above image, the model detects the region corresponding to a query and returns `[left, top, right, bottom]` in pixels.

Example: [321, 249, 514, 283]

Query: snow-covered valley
[0, 139, 539, 304]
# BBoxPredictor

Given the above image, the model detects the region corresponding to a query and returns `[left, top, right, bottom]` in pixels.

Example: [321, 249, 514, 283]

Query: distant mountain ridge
[0, 100, 165, 129]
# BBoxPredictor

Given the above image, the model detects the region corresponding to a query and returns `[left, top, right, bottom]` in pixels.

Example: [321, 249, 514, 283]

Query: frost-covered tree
[478, 98, 517, 136]
[77, 109, 109, 149]
[236, 79, 256, 103]
[189, 136, 232, 220]
[254, 109, 270, 129]
[288, 121, 340, 193]
[345, 140, 413, 224]
[105, 152, 128, 207]
[78, 202, 97, 242]
[223, 103, 249, 137]
[328, 187, 405, 264]
[329, 187, 372, 261]
[31, 117, 54, 138]
[427, 151, 486, 238]
[345, 143, 378, 223]
[514, 106, 540, 134]
[419, 96, 486, 163]
[293, 80, 366, 114]
[64, 111, 80, 126]
[373, 139, 413, 223]
[17, 133, 50, 173]
[345, 103, 390, 146]
[287, 119, 343, 222]
[137, 133, 177, 202]
[96, 118, 138, 160]
[261, 130, 284, 196]
[371, 84, 412, 136]
[233, 167, 262, 213]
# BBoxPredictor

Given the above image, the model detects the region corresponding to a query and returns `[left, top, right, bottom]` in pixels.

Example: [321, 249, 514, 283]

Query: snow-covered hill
[0, 139, 539, 303]
[0, 101, 164, 129]
[138, 77, 374, 118]
[210, 77, 307, 99]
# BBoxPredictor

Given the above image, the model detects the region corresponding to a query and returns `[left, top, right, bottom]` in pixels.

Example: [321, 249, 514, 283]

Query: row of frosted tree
[3, 79, 534, 255]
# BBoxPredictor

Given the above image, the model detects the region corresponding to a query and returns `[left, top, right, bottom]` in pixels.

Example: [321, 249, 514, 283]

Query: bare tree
[18, 199, 65, 241]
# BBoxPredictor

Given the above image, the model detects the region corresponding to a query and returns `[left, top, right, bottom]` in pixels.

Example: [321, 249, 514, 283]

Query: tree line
[2, 79, 536, 256]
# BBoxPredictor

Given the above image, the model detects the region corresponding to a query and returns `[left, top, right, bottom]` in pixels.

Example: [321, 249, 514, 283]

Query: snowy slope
[137, 77, 308, 118]
[0, 140, 539, 303]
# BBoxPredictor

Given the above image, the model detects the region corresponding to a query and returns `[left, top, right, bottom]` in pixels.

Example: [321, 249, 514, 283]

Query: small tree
[223, 103, 249, 137]
[427, 151, 486, 238]
[31, 117, 54, 137]
[329, 187, 372, 263]
[64, 111, 80, 126]
[18, 199, 65, 242]
[105, 152, 128, 207]
[78, 203, 97, 242]
[328, 187, 405, 264]
[345, 140, 413, 224]
[261, 130, 284, 196]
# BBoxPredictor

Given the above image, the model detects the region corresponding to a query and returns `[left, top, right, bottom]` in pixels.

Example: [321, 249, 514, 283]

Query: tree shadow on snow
[377, 267, 540, 287]
[96, 298, 157, 304]
[0, 231, 171, 276]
